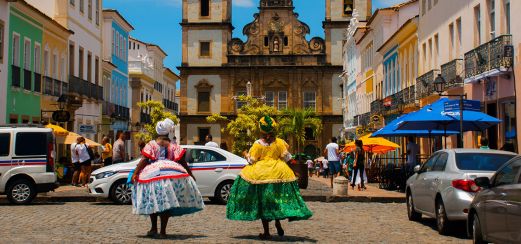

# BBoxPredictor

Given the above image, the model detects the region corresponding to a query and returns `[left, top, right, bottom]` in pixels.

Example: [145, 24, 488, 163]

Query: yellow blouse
[240, 138, 297, 184]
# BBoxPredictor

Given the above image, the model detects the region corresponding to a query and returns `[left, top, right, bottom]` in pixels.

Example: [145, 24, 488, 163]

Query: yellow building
[39, 6, 74, 124]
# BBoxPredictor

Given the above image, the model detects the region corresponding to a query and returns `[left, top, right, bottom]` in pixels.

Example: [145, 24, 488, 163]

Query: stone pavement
[0, 201, 470, 243]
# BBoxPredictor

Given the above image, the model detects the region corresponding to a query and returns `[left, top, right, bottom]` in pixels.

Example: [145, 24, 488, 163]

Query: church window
[343, 0, 354, 16]
[265, 91, 274, 107]
[201, 0, 210, 17]
[303, 91, 316, 111]
[198, 91, 210, 112]
[264, 37, 269, 47]
[278, 91, 287, 110]
[200, 41, 211, 57]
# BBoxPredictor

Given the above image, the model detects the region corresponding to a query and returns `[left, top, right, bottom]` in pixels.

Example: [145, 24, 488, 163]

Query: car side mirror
[414, 165, 421, 173]
[474, 177, 491, 188]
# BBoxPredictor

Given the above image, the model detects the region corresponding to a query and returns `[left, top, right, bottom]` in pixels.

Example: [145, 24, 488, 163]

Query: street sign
[444, 99, 481, 112]
[79, 124, 97, 134]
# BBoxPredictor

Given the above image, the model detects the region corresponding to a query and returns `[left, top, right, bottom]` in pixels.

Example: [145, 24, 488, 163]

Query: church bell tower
[324, 0, 372, 65]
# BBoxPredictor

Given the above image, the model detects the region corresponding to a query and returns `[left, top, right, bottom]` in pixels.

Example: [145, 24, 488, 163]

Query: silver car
[406, 149, 516, 235]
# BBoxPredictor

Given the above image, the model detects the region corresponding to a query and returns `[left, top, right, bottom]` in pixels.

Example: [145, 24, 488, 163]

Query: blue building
[102, 10, 134, 138]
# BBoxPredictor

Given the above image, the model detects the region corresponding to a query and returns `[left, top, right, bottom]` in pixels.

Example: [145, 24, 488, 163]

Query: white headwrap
[155, 118, 175, 136]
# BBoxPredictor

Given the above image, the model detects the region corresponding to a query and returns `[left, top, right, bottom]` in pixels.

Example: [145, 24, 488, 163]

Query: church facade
[179, 0, 371, 153]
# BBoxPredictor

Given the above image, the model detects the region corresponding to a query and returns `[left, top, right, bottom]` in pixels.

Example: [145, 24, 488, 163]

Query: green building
[6, 4, 43, 124]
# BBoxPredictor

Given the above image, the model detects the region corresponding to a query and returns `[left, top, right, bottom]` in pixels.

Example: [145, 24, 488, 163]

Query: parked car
[405, 149, 516, 235]
[0, 125, 58, 204]
[88, 145, 247, 204]
[468, 156, 521, 244]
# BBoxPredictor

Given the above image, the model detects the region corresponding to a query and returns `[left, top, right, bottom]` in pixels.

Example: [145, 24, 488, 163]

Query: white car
[88, 145, 247, 204]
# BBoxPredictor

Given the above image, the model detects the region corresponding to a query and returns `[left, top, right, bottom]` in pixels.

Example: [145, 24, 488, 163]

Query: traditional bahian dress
[226, 138, 312, 221]
[132, 140, 204, 216]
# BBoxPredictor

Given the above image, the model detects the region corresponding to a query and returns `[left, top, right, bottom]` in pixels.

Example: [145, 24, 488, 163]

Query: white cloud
[233, 0, 255, 7]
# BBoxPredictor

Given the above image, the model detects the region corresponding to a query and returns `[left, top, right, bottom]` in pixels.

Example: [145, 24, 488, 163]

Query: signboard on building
[383, 97, 392, 107]
[444, 100, 481, 112]
[79, 124, 97, 134]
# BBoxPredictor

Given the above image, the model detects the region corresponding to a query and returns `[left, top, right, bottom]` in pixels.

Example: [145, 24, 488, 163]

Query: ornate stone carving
[229, 38, 244, 54]
[268, 14, 285, 33]
[309, 37, 325, 54]
[195, 79, 213, 91]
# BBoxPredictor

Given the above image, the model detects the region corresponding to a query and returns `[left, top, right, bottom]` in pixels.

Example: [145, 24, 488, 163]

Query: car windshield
[455, 153, 515, 171]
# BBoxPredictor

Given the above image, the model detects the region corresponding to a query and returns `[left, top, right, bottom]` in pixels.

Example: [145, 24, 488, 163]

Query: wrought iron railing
[34, 72, 41, 93]
[371, 99, 382, 114]
[140, 112, 152, 124]
[416, 69, 439, 99]
[69, 75, 103, 101]
[402, 85, 416, 105]
[43, 76, 53, 95]
[23, 69, 32, 90]
[465, 35, 513, 79]
[114, 105, 130, 121]
[441, 59, 463, 89]
[53, 79, 61, 97]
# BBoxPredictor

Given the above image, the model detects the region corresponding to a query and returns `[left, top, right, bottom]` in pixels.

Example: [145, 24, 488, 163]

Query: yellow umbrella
[45, 124, 69, 136]
[343, 133, 399, 154]
[57, 131, 101, 147]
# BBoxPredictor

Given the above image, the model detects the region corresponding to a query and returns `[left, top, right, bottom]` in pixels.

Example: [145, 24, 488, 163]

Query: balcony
[23, 69, 31, 91]
[401, 85, 416, 105]
[33, 73, 41, 93]
[43, 76, 53, 95]
[102, 101, 115, 117]
[113, 105, 130, 121]
[416, 69, 440, 99]
[371, 99, 382, 114]
[129, 61, 155, 79]
[162, 99, 179, 113]
[69, 75, 103, 101]
[464, 35, 513, 80]
[53, 79, 62, 97]
[441, 59, 463, 90]
[11, 65, 21, 88]
[140, 112, 152, 124]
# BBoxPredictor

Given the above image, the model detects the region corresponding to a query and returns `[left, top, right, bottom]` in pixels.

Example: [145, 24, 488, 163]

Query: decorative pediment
[233, 78, 250, 88]
[195, 79, 213, 91]
[264, 78, 289, 88]
[302, 78, 318, 88]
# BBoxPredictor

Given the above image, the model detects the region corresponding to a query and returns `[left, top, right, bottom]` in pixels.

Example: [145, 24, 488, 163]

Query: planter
[289, 161, 309, 189]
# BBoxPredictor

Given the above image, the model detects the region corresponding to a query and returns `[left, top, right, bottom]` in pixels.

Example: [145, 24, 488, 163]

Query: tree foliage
[134, 100, 178, 143]
[207, 95, 276, 155]
[278, 108, 322, 153]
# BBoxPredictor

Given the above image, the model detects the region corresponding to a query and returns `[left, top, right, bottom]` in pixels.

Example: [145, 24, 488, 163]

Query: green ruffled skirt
[226, 176, 313, 221]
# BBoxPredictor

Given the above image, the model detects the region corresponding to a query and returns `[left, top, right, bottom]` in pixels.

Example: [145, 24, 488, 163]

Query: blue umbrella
[372, 113, 460, 138]
[396, 98, 501, 132]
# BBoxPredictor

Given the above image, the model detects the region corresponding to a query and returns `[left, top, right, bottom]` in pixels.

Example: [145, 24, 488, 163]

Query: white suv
[0, 125, 58, 204]
[89, 145, 247, 204]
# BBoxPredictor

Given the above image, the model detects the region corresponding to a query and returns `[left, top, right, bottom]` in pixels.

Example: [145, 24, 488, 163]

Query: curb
[2, 195, 405, 204]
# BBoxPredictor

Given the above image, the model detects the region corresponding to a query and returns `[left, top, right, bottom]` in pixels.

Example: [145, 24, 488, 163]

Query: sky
[103, 0, 407, 73]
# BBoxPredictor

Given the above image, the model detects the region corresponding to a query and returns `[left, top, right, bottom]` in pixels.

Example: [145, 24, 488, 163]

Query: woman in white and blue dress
[131, 119, 204, 239]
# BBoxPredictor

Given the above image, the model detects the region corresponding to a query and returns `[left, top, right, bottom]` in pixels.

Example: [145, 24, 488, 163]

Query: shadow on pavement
[417, 218, 469, 240]
[233, 235, 317, 243]
[137, 234, 207, 240]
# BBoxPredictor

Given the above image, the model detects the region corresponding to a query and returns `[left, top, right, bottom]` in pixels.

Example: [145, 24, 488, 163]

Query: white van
[0, 125, 58, 204]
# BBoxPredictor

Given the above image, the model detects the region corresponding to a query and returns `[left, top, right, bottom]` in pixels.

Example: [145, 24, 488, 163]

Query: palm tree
[278, 108, 322, 154]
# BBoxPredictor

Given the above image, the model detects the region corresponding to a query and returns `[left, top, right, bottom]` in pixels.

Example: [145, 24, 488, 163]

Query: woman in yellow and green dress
[226, 116, 312, 240]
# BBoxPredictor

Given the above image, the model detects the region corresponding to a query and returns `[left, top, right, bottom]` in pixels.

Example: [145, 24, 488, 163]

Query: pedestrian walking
[406, 136, 419, 174]
[322, 159, 329, 178]
[70, 139, 80, 186]
[315, 160, 321, 177]
[306, 157, 314, 177]
[131, 118, 204, 239]
[324, 137, 341, 188]
[226, 116, 312, 240]
[112, 132, 126, 164]
[101, 136, 113, 166]
[75, 137, 92, 187]
[351, 140, 366, 191]
[204, 134, 219, 148]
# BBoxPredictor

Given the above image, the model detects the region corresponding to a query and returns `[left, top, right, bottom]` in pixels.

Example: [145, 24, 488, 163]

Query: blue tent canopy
[396, 98, 500, 132]
[372, 113, 459, 138]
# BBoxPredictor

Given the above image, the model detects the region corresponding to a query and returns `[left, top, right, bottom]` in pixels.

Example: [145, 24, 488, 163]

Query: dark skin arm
[177, 155, 196, 181]
[131, 157, 149, 183]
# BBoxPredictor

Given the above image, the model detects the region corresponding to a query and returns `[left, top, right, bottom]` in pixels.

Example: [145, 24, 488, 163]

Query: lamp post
[433, 74, 467, 148]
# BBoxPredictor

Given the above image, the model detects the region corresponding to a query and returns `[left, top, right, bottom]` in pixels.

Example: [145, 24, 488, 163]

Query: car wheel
[436, 200, 450, 235]
[214, 180, 234, 205]
[407, 192, 422, 221]
[6, 179, 36, 205]
[110, 180, 132, 205]
[472, 214, 486, 244]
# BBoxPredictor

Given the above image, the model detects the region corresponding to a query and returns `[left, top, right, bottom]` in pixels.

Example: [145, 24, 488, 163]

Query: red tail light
[452, 179, 480, 192]
[47, 143, 54, 172]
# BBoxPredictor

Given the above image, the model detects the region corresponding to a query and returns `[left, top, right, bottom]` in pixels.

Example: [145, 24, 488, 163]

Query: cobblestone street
[0, 201, 470, 243]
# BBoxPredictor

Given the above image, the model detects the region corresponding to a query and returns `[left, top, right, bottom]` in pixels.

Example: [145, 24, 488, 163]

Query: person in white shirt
[204, 134, 219, 148]
[324, 137, 341, 187]
[70, 141, 80, 186]
[75, 137, 92, 187]
[306, 158, 314, 177]
[322, 159, 329, 178]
